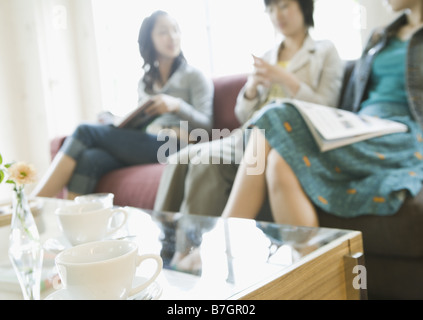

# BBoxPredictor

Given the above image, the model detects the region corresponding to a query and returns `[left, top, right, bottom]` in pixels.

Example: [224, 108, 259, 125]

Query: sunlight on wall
[312, 0, 363, 60]
[91, 0, 364, 117]
[91, 0, 275, 116]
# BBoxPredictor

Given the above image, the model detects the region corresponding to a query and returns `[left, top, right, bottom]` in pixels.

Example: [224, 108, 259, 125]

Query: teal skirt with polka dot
[251, 101, 423, 218]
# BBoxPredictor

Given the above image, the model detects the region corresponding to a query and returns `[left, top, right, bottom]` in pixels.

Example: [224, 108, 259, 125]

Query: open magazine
[114, 99, 158, 130]
[275, 99, 408, 152]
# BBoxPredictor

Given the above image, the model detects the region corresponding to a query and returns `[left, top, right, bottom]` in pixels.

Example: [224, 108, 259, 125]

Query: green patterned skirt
[251, 102, 423, 218]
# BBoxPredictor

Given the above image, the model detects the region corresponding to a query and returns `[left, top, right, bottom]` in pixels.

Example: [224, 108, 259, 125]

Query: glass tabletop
[0, 198, 355, 300]
[138, 209, 352, 299]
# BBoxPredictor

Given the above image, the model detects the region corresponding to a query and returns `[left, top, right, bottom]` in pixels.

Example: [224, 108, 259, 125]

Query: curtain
[0, 0, 101, 200]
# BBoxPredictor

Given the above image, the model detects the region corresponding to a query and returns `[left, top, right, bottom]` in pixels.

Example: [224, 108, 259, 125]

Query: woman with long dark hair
[32, 11, 213, 199]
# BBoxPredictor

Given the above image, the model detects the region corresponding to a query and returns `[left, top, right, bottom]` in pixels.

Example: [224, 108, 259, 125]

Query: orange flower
[8, 162, 37, 186]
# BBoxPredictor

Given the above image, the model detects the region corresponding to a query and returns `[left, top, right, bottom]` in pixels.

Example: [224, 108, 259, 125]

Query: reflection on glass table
[0, 198, 363, 300]
[123, 208, 359, 300]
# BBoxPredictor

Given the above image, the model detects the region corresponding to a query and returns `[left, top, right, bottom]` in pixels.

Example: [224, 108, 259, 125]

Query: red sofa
[50, 74, 247, 209]
[50, 72, 423, 300]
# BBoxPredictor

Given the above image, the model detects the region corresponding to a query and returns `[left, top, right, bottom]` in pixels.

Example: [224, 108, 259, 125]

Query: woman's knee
[72, 123, 108, 145]
[72, 124, 91, 139]
[265, 149, 291, 190]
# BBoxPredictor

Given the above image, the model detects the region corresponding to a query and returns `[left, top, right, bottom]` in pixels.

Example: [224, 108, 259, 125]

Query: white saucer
[44, 277, 162, 300]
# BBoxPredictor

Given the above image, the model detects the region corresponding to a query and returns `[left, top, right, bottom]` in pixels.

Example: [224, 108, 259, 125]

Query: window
[91, 0, 363, 116]
[312, 0, 364, 60]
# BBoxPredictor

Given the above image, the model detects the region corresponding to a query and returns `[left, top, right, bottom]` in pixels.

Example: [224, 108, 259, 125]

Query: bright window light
[91, 0, 363, 116]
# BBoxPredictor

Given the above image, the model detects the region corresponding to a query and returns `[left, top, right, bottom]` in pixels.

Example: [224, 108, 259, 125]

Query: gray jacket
[137, 62, 214, 133]
[341, 14, 423, 129]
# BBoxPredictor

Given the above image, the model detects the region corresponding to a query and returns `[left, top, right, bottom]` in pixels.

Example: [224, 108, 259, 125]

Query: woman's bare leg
[30, 152, 77, 198]
[266, 149, 318, 227]
[222, 128, 271, 220]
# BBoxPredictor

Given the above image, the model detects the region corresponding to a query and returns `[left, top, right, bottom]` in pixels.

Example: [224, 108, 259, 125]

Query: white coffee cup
[55, 240, 163, 300]
[55, 202, 128, 246]
[75, 193, 114, 208]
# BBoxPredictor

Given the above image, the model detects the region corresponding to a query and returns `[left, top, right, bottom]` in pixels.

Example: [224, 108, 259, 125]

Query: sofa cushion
[95, 163, 165, 210]
[317, 188, 423, 258]
[212, 74, 246, 131]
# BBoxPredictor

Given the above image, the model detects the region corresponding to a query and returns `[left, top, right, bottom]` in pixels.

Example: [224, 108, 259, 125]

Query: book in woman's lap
[275, 99, 408, 152]
[115, 99, 157, 130]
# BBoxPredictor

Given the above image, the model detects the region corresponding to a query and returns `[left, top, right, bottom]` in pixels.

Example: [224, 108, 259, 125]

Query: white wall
[359, 0, 399, 44]
[0, 0, 50, 199]
[0, 0, 102, 201]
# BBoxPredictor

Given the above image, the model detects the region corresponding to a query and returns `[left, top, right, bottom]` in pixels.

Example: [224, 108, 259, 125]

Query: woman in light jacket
[235, 33, 342, 125]
[222, 0, 423, 227]
[32, 11, 213, 199]
[154, 0, 344, 218]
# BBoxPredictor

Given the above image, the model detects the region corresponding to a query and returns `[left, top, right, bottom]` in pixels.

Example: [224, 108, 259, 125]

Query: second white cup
[55, 202, 128, 246]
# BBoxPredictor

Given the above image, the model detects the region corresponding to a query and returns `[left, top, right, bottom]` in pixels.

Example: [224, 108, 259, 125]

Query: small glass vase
[8, 187, 43, 300]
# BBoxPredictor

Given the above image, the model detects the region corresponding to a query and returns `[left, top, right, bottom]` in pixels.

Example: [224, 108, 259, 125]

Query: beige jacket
[235, 35, 344, 125]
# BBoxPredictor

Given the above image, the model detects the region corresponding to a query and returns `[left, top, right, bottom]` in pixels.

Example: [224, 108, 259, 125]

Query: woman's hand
[244, 75, 265, 100]
[142, 94, 181, 116]
[249, 55, 300, 97]
[253, 55, 286, 86]
[244, 56, 272, 100]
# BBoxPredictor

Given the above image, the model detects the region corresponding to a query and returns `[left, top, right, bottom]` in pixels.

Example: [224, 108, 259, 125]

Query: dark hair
[264, 0, 315, 28]
[138, 10, 186, 93]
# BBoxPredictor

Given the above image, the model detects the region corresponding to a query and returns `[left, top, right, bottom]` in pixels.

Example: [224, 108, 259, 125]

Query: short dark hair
[264, 0, 315, 28]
